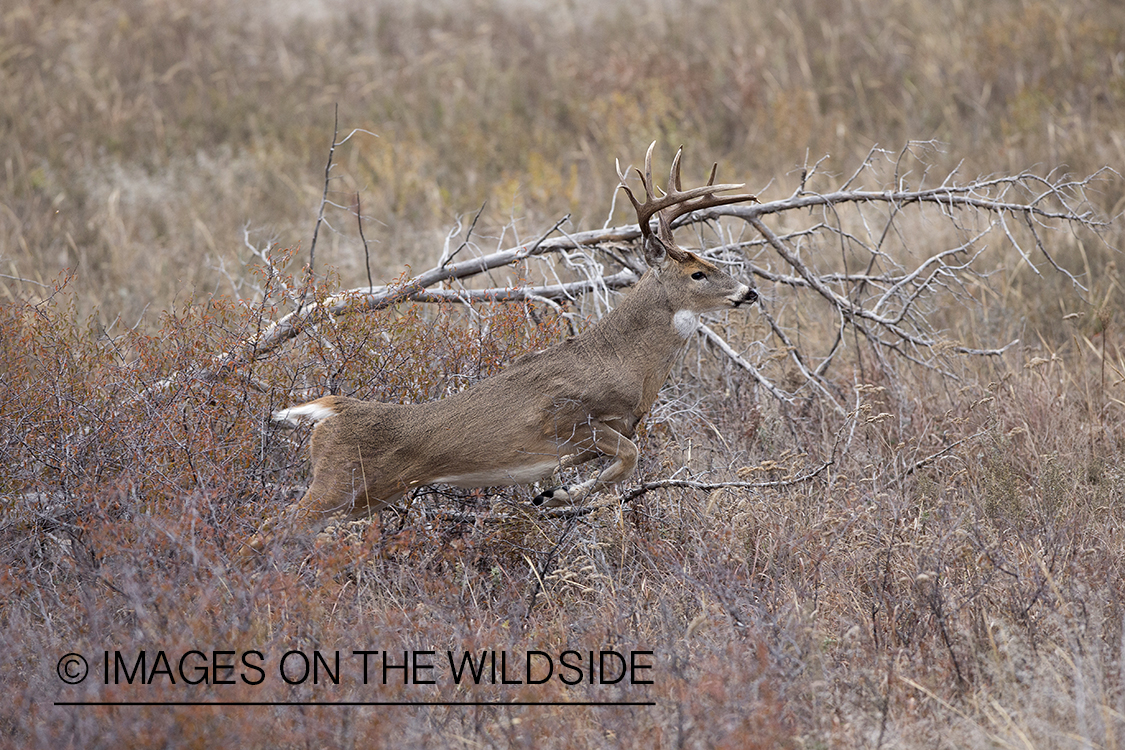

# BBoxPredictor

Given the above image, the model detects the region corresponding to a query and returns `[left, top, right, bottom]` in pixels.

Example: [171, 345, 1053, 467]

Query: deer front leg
[531, 421, 638, 507]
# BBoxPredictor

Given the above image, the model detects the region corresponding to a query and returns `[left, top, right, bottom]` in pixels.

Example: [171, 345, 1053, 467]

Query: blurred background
[3, 0, 1122, 322]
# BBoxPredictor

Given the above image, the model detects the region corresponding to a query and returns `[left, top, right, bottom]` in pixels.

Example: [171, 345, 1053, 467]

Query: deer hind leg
[531, 421, 638, 507]
[240, 456, 400, 559]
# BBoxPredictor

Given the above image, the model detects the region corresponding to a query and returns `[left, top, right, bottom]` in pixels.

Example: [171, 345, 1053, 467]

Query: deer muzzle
[730, 285, 758, 307]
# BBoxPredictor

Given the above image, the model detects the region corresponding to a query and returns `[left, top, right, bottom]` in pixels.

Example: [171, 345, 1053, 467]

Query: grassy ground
[1, 0, 1123, 747]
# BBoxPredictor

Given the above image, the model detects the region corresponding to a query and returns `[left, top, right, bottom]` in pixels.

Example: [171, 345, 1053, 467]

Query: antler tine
[615, 157, 644, 214]
[669, 146, 684, 193]
[643, 140, 657, 199]
[615, 156, 627, 186]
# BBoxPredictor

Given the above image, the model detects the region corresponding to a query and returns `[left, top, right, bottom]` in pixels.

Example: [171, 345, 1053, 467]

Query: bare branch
[307, 103, 339, 277]
[439, 201, 487, 269]
[619, 460, 833, 503]
[355, 192, 374, 292]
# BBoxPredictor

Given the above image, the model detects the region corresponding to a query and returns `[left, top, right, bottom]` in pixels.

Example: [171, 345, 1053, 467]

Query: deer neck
[588, 270, 690, 366]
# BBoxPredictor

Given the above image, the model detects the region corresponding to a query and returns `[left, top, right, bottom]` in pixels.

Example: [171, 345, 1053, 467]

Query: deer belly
[430, 457, 560, 488]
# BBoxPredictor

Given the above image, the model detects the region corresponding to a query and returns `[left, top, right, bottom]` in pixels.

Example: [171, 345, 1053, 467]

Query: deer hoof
[532, 486, 572, 507]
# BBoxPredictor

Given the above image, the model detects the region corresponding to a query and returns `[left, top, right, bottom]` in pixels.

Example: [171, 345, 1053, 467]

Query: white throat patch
[673, 310, 700, 338]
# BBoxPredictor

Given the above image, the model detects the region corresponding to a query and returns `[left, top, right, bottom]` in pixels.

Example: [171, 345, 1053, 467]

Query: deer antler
[616, 142, 757, 259]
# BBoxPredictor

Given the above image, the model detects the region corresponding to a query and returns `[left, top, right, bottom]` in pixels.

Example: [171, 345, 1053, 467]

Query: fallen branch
[148, 144, 1114, 407]
[619, 460, 833, 503]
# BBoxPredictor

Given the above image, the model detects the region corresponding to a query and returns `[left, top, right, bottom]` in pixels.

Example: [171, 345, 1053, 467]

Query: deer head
[612, 142, 758, 338]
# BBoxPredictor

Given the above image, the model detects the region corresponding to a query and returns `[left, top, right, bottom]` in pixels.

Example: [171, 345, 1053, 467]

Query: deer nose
[731, 285, 758, 307]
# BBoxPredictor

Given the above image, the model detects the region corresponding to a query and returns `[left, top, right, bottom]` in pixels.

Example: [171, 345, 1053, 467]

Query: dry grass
[1, 0, 1124, 747]
[3, 0, 1123, 319]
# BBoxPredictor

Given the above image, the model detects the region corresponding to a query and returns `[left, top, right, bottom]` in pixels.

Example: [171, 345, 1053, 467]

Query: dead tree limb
[148, 145, 1116, 409]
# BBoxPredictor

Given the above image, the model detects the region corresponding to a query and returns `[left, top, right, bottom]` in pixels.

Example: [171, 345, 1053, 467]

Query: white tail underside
[273, 401, 338, 425]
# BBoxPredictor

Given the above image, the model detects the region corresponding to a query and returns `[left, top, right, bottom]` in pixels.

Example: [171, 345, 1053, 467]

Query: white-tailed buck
[247, 143, 757, 555]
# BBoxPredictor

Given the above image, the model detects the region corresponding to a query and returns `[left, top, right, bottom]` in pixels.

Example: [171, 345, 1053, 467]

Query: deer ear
[643, 234, 670, 268]
[643, 236, 689, 270]
[643, 213, 687, 269]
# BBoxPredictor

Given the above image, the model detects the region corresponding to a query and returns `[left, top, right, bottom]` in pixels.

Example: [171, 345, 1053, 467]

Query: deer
[244, 143, 757, 557]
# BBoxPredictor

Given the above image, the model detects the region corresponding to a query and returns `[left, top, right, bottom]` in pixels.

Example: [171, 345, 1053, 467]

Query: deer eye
[691, 271, 707, 281]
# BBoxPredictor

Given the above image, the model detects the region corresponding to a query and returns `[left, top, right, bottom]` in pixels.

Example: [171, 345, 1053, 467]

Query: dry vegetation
[2, 0, 1124, 747]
